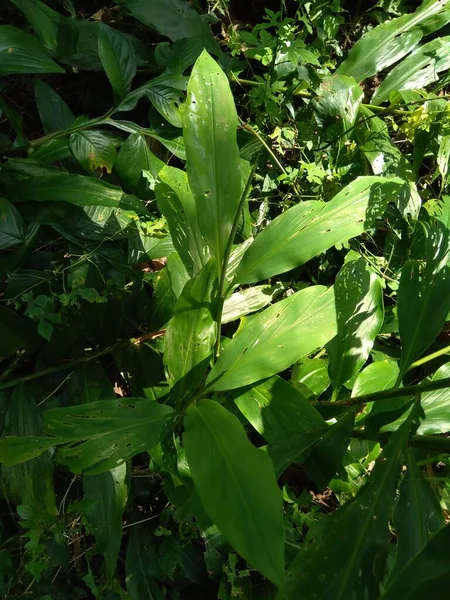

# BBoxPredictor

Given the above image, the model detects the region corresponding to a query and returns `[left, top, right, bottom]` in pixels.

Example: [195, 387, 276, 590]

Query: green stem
[408, 344, 450, 370]
[351, 430, 450, 454]
[214, 161, 258, 359]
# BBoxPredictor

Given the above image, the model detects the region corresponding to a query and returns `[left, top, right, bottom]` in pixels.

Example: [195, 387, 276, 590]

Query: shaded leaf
[184, 400, 285, 589]
[114, 132, 164, 196]
[69, 131, 117, 175]
[0, 436, 59, 466]
[98, 24, 137, 102]
[0, 24, 64, 75]
[126, 527, 165, 600]
[267, 429, 328, 479]
[312, 74, 363, 136]
[438, 135, 450, 189]
[0, 198, 26, 250]
[207, 285, 337, 391]
[34, 79, 75, 134]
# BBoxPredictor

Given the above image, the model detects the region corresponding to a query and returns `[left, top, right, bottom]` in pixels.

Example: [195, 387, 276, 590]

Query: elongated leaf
[184, 400, 285, 588]
[438, 135, 450, 189]
[268, 429, 327, 478]
[0, 25, 64, 75]
[373, 37, 450, 105]
[98, 24, 137, 102]
[337, 0, 450, 82]
[291, 357, 330, 398]
[0, 436, 60, 466]
[156, 165, 210, 276]
[381, 523, 450, 600]
[233, 375, 326, 444]
[0, 198, 26, 250]
[114, 132, 164, 196]
[222, 283, 285, 324]
[236, 177, 403, 284]
[398, 204, 450, 379]
[184, 50, 242, 271]
[147, 83, 184, 128]
[34, 80, 75, 134]
[126, 527, 165, 600]
[69, 131, 117, 175]
[352, 360, 400, 422]
[327, 254, 384, 398]
[207, 285, 336, 391]
[283, 412, 412, 600]
[43, 399, 174, 474]
[84, 463, 128, 578]
[164, 259, 217, 403]
[388, 447, 443, 579]
[6, 173, 147, 214]
[414, 363, 450, 434]
[117, 0, 217, 53]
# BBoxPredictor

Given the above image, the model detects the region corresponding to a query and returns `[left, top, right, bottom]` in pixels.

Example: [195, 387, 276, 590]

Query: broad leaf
[34, 80, 75, 134]
[372, 37, 450, 105]
[397, 203, 450, 379]
[283, 412, 412, 600]
[98, 24, 137, 102]
[156, 165, 210, 276]
[184, 400, 285, 588]
[0, 436, 60, 466]
[0, 25, 64, 75]
[381, 523, 450, 600]
[312, 74, 363, 136]
[0, 198, 26, 250]
[6, 173, 147, 214]
[352, 360, 400, 422]
[164, 259, 217, 403]
[236, 177, 403, 284]
[327, 254, 384, 398]
[337, 0, 450, 82]
[126, 528, 165, 600]
[207, 285, 337, 391]
[84, 463, 128, 578]
[43, 399, 174, 474]
[222, 282, 285, 324]
[233, 375, 326, 444]
[184, 50, 242, 271]
[114, 132, 164, 196]
[267, 429, 327, 478]
[69, 131, 117, 175]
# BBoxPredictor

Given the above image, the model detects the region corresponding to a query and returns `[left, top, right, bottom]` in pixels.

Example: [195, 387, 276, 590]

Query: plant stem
[352, 429, 450, 455]
[213, 161, 258, 360]
[408, 344, 450, 370]
[322, 376, 450, 407]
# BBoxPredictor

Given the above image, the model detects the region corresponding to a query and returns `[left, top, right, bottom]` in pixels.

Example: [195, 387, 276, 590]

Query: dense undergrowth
[2, 0, 450, 598]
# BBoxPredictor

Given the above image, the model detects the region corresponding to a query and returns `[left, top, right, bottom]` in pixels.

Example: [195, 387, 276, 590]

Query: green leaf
[267, 429, 327, 479]
[233, 375, 326, 444]
[398, 204, 450, 379]
[6, 173, 147, 214]
[236, 177, 403, 284]
[34, 80, 75, 134]
[184, 50, 242, 271]
[438, 135, 450, 189]
[291, 357, 330, 399]
[207, 285, 337, 391]
[126, 527, 165, 600]
[84, 463, 128, 578]
[114, 132, 164, 196]
[98, 24, 137, 103]
[380, 523, 450, 600]
[327, 254, 384, 398]
[222, 282, 285, 324]
[337, 0, 450, 82]
[372, 37, 450, 105]
[352, 360, 400, 422]
[164, 259, 217, 403]
[0, 198, 26, 250]
[0, 436, 59, 466]
[43, 399, 174, 474]
[117, 0, 218, 53]
[0, 25, 64, 75]
[414, 362, 450, 434]
[156, 165, 210, 276]
[184, 400, 285, 589]
[69, 131, 117, 175]
[312, 74, 363, 135]
[283, 411, 412, 600]
[388, 447, 443, 579]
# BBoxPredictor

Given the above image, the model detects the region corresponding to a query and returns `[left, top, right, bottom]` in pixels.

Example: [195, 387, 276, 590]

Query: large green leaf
[397, 204, 450, 380]
[114, 132, 164, 196]
[98, 24, 137, 103]
[337, 0, 450, 82]
[84, 463, 128, 578]
[126, 527, 165, 600]
[388, 447, 443, 579]
[184, 50, 242, 271]
[267, 429, 328, 478]
[6, 173, 147, 214]
[117, 0, 218, 53]
[233, 375, 326, 444]
[43, 399, 174, 474]
[373, 37, 450, 105]
[380, 523, 450, 600]
[0, 198, 26, 250]
[311, 74, 363, 136]
[184, 400, 285, 589]
[164, 259, 217, 403]
[327, 254, 384, 398]
[236, 177, 403, 284]
[352, 360, 400, 423]
[156, 165, 210, 276]
[207, 285, 337, 391]
[34, 80, 75, 134]
[0, 436, 60, 466]
[222, 283, 284, 324]
[282, 411, 412, 600]
[69, 131, 117, 175]
[0, 25, 64, 75]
